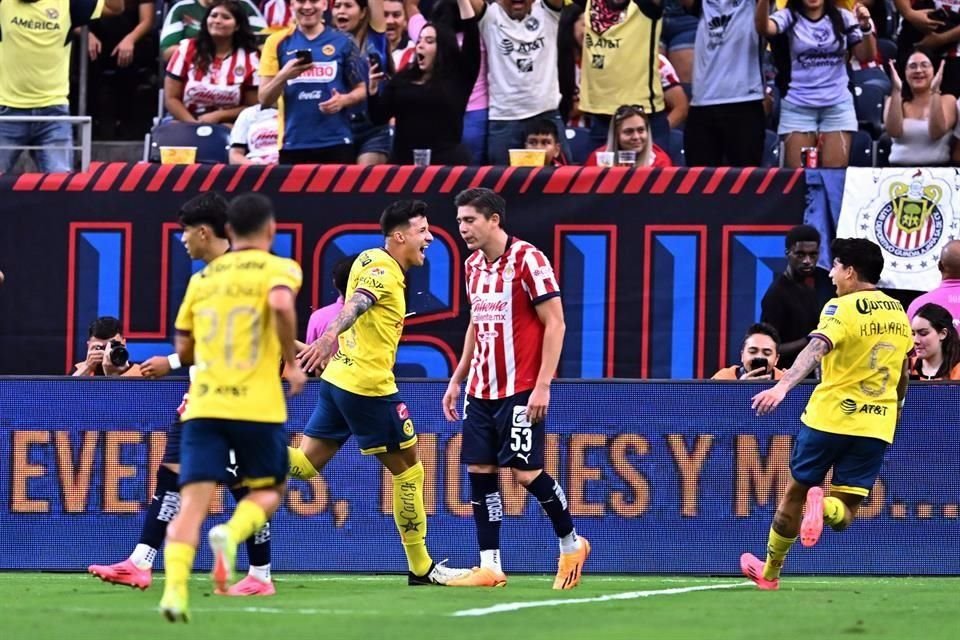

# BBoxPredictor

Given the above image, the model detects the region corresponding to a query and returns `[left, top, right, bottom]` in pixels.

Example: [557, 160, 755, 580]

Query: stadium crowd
[10, 0, 960, 171]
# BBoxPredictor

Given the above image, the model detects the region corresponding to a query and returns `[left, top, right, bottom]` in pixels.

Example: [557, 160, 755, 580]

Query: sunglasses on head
[614, 104, 645, 121]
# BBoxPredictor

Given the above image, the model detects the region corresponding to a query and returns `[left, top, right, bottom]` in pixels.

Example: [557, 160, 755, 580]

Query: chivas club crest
[874, 171, 944, 259]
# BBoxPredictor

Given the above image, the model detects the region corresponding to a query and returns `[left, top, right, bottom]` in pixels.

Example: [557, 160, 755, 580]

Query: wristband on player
[168, 353, 182, 370]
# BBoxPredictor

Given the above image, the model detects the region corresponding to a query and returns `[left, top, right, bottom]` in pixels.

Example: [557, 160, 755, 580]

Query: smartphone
[294, 49, 313, 64]
[368, 53, 381, 69]
[749, 357, 769, 372]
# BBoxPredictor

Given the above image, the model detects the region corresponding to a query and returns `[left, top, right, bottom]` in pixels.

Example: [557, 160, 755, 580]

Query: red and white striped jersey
[464, 237, 560, 400]
[166, 38, 259, 117]
[260, 0, 293, 30]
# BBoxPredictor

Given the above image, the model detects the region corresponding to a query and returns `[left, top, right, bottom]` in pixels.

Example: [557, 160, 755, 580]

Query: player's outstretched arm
[443, 327, 476, 421]
[527, 297, 566, 423]
[299, 292, 375, 373]
[752, 336, 830, 416]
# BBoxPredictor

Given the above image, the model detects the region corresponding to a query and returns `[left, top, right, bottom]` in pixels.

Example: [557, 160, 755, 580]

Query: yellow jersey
[322, 248, 405, 397]
[174, 250, 303, 423]
[0, 0, 104, 108]
[802, 290, 912, 443]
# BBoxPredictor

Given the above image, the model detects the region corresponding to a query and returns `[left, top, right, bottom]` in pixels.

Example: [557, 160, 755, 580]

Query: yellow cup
[508, 148, 546, 167]
[159, 146, 197, 164]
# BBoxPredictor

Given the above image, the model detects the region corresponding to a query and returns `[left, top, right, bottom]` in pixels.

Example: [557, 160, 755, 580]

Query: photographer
[72, 316, 142, 377]
[712, 322, 784, 381]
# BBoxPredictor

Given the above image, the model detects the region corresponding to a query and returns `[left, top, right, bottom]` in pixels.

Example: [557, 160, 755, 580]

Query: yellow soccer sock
[225, 500, 268, 545]
[392, 461, 433, 576]
[163, 541, 196, 594]
[763, 528, 796, 581]
[823, 496, 846, 528]
[288, 447, 318, 480]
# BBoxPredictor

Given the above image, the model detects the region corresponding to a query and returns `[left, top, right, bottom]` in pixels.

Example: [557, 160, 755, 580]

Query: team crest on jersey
[824, 304, 837, 316]
[396, 403, 409, 420]
[402, 419, 414, 436]
[322, 44, 336, 56]
[525, 16, 540, 31]
[501, 264, 515, 282]
[46, 8, 59, 19]
[234, 65, 245, 77]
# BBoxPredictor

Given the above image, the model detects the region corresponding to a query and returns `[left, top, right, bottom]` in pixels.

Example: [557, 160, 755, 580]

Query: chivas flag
[837, 168, 960, 290]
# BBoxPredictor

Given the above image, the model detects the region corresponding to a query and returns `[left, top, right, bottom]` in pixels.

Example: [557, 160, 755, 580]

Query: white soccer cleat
[407, 560, 472, 586]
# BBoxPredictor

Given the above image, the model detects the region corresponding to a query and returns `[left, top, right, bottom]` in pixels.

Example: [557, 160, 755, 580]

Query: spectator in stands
[86, 0, 156, 140]
[470, 0, 570, 165]
[261, 0, 295, 31]
[229, 104, 280, 163]
[334, 0, 393, 165]
[659, 54, 689, 130]
[305, 257, 354, 344]
[72, 316, 143, 377]
[0, 0, 123, 174]
[558, 3, 586, 128]
[368, 0, 480, 164]
[893, 0, 960, 98]
[164, 0, 260, 125]
[576, 0, 668, 152]
[758, 0, 877, 168]
[524, 118, 565, 165]
[385, 0, 412, 62]
[584, 105, 672, 167]
[711, 322, 785, 380]
[161, 0, 265, 60]
[909, 303, 960, 380]
[759, 224, 834, 369]
[661, 0, 697, 83]
[259, 0, 366, 164]
[848, 0, 890, 95]
[681, 0, 765, 166]
[885, 50, 956, 166]
[907, 239, 960, 322]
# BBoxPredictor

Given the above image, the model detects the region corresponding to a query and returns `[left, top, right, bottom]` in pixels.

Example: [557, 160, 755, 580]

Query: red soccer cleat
[88, 559, 152, 590]
[801, 486, 825, 548]
[740, 552, 779, 591]
[219, 575, 276, 596]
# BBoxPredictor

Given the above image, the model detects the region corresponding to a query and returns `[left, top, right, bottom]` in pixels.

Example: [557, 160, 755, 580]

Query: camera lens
[109, 341, 130, 367]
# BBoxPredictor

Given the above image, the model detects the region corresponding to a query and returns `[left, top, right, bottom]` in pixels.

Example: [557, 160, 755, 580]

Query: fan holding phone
[712, 323, 786, 381]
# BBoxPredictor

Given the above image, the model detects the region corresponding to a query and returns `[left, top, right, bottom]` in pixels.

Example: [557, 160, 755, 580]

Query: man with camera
[72, 316, 142, 377]
[712, 322, 784, 381]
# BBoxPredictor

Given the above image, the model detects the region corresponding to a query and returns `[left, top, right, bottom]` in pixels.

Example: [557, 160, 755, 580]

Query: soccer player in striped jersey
[442, 187, 589, 589]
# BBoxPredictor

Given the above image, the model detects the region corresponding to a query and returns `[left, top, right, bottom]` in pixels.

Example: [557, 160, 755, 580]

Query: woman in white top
[885, 50, 956, 167]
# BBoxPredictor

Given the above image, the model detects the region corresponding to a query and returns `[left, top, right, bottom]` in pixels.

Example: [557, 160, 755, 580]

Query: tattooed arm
[298, 292, 375, 372]
[751, 336, 831, 416]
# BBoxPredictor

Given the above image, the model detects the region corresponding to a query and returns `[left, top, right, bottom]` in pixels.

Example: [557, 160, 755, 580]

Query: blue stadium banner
[0, 164, 804, 377]
[2, 378, 957, 574]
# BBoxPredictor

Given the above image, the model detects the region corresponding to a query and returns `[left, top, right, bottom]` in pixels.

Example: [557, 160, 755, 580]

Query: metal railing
[0, 116, 93, 172]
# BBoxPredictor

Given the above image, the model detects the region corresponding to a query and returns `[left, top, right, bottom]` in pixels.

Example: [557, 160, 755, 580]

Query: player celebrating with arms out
[292, 200, 470, 586]
[743, 238, 912, 590]
[160, 194, 306, 621]
[442, 188, 589, 589]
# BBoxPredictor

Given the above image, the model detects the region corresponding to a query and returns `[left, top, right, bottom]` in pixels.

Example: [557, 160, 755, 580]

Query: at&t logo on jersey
[289, 61, 339, 84]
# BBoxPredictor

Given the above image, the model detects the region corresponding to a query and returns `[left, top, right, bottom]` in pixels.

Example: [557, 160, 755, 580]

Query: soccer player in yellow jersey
[294, 200, 470, 586]
[743, 238, 912, 590]
[159, 194, 306, 622]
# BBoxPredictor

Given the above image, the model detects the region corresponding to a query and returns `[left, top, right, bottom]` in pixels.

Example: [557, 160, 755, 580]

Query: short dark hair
[785, 224, 821, 249]
[227, 193, 275, 237]
[743, 322, 781, 349]
[525, 118, 559, 142]
[88, 316, 122, 340]
[178, 192, 228, 238]
[454, 187, 506, 226]
[333, 256, 354, 297]
[831, 237, 884, 284]
[380, 199, 428, 235]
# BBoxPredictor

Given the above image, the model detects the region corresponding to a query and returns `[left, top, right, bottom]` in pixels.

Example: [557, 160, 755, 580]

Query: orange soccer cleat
[447, 566, 508, 588]
[88, 559, 152, 590]
[553, 536, 590, 590]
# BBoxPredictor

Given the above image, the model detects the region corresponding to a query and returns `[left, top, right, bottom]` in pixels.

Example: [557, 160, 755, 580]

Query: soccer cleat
[407, 560, 472, 586]
[740, 552, 779, 591]
[88, 559, 152, 590]
[159, 585, 190, 623]
[219, 574, 276, 596]
[801, 486, 825, 548]
[208, 525, 237, 594]
[553, 536, 591, 590]
[446, 566, 508, 588]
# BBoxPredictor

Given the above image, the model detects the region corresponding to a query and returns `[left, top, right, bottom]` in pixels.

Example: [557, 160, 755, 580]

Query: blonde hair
[606, 105, 652, 167]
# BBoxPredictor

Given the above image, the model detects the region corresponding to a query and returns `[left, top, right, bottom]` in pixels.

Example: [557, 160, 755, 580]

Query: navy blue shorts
[790, 424, 888, 497]
[161, 416, 182, 465]
[303, 380, 416, 455]
[180, 419, 288, 489]
[460, 391, 543, 470]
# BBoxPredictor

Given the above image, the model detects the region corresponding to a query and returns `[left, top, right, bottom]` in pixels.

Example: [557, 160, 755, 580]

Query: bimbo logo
[289, 61, 338, 84]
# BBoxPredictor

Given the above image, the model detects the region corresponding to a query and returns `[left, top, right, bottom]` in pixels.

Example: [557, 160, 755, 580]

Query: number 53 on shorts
[510, 406, 532, 452]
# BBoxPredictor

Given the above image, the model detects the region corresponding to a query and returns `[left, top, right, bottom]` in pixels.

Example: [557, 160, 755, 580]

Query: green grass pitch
[2, 573, 957, 640]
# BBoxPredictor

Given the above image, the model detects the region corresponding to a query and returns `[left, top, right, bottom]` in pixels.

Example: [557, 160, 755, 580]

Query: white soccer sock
[249, 564, 271, 582]
[559, 531, 579, 554]
[480, 549, 502, 572]
[129, 544, 156, 570]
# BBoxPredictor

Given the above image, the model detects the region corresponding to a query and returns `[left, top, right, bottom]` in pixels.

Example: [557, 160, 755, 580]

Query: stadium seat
[874, 134, 892, 167]
[849, 130, 874, 167]
[667, 128, 685, 167]
[565, 127, 594, 165]
[761, 130, 781, 168]
[853, 84, 885, 138]
[146, 122, 231, 164]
